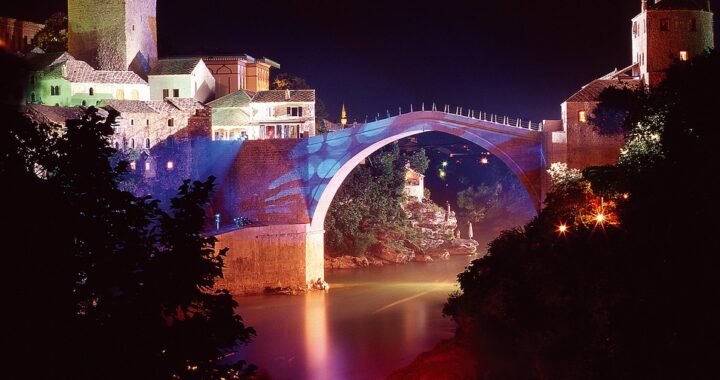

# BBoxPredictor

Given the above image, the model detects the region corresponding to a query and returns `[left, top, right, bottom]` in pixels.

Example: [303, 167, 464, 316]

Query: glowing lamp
[439, 169, 446, 178]
[480, 157, 489, 165]
[557, 224, 568, 234]
[595, 213, 605, 223]
[166, 161, 174, 170]
[442, 161, 448, 167]
[622, 193, 630, 200]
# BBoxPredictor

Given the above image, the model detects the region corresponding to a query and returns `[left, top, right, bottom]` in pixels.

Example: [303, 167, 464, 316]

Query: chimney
[707, 0, 712, 11]
[285, 89, 291, 100]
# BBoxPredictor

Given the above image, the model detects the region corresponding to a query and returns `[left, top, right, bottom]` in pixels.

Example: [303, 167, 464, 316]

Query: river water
[234, 256, 474, 380]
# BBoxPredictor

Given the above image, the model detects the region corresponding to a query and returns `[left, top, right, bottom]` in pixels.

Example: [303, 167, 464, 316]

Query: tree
[271, 72, 330, 134]
[31, 12, 68, 53]
[1, 51, 255, 379]
[443, 51, 720, 379]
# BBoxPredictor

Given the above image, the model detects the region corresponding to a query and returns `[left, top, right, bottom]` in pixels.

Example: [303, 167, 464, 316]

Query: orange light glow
[622, 193, 630, 200]
[578, 111, 587, 123]
[557, 224, 568, 234]
[595, 213, 605, 223]
[679, 51, 688, 61]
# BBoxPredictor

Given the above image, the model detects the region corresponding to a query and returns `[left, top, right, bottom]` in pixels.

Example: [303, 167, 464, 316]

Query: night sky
[4, 0, 718, 122]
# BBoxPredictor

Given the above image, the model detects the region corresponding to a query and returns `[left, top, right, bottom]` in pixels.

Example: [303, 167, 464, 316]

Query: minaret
[340, 104, 348, 126]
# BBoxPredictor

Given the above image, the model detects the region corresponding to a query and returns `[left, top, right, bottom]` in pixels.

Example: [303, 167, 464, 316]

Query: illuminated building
[557, 0, 713, 170]
[148, 58, 216, 103]
[209, 89, 316, 140]
[403, 166, 425, 202]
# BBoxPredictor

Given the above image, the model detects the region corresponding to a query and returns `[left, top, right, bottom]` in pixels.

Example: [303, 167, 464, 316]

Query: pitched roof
[64, 59, 147, 84]
[212, 108, 253, 126]
[251, 89, 315, 103]
[24, 104, 86, 125]
[149, 58, 203, 75]
[649, 0, 710, 11]
[103, 100, 160, 114]
[206, 90, 253, 108]
[25, 51, 72, 71]
[565, 78, 642, 103]
[165, 97, 205, 111]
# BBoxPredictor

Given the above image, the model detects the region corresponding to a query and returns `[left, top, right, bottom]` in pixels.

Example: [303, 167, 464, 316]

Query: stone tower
[632, 0, 714, 86]
[67, 0, 158, 78]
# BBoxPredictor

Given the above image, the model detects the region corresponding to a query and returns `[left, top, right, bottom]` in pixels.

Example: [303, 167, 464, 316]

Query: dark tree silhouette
[1, 51, 255, 379]
[443, 51, 720, 379]
[31, 12, 68, 53]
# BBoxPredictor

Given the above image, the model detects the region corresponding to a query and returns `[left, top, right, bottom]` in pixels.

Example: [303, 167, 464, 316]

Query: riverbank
[326, 199, 482, 270]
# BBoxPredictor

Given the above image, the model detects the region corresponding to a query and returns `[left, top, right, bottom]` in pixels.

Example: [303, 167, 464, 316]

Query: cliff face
[326, 199, 480, 269]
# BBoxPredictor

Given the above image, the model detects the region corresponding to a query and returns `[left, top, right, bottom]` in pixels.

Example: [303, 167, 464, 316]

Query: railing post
[399, 107, 402, 115]
[432, 102, 437, 112]
[387, 110, 391, 118]
[410, 104, 413, 112]
[422, 102, 425, 111]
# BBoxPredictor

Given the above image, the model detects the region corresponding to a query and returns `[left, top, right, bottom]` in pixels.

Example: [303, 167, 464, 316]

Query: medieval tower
[67, 0, 158, 78]
[633, 0, 714, 86]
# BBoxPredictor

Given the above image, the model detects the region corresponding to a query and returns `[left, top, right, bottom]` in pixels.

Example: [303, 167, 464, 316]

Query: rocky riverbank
[326, 199, 481, 270]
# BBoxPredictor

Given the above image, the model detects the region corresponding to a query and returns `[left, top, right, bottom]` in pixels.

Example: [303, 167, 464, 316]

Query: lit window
[166, 161, 174, 170]
[578, 111, 587, 123]
[145, 162, 151, 171]
[680, 51, 689, 61]
[130, 161, 137, 170]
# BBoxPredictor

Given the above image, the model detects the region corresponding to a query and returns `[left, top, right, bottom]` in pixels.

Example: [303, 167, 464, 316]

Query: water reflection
[235, 256, 472, 380]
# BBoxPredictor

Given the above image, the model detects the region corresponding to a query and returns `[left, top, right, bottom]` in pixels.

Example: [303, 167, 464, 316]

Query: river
[233, 255, 474, 380]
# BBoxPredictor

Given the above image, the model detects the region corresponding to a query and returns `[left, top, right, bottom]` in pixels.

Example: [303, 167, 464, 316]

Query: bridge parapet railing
[363, 103, 543, 131]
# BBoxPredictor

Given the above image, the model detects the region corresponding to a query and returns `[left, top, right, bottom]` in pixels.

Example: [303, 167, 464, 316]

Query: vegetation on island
[324, 144, 430, 257]
[2, 52, 255, 379]
[435, 51, 720, 379]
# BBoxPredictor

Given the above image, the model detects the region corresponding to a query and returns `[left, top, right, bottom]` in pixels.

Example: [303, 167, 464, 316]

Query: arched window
[89, 87, 94, 96]
[130, 89, 139, 100]
[81, 100, 87, 106]
[116, 89, 125, 100]
[145, 138, 151, 149]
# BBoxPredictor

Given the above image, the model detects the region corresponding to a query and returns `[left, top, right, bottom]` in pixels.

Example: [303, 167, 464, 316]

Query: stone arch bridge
[210, 111, 565, 294]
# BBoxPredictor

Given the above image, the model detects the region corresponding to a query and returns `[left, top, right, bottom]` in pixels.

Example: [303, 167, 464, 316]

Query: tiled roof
[149, 58, 202, 75]
[206, 90, 253, 108]
[649, 0, 710, 11]
[212, 108, 253, 126]
[165, 97, 205, 111]
[24, 104, 86, 125]
[565, 78, 642, 103]
[64, 59, 147, 84]
[25, 51, 72, 71]
[104, 100, 160, 114]
[252, 89, 315, 103]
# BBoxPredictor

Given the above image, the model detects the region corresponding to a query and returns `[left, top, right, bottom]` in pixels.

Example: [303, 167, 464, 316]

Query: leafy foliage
[31, 12, 68, 53]
[325, 144, 429, 256]
[2, 52, 254, 379]
[444, 52, 720, 379]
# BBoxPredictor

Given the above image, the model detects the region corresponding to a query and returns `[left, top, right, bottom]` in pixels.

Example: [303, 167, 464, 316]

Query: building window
[130, 119, 134, 126]
[660, 18, 669, 32]
[168, 118, 174, 127]
[116, 89, 125, 100]
[146, 119, 150, 126]
[145, 162, 151, 171]
[50, 86, 60, 96]
[81, 100, 87, 106]
[166, 161, 174, 170]
[690, 18, 697, 32]
[89, 87, 94, 96]
[173, 89, 180, 97]
[145, 138, 151, 148]
[578, 111, 587, 123]
[680, 51, 689, 61]
[130, 161, 137, 171]
[163, 89, 169, 98]
[287, 107, 303, 117]
[131, 138, 135, 149]
[130, 89, 139, 100]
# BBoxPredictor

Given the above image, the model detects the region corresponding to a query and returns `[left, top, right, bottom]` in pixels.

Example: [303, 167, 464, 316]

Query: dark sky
[3, 0, 718, 122]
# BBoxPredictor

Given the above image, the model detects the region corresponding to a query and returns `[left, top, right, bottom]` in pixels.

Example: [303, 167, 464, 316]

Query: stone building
[558, 0, 714, 170]
[403, 166, 425, 202]
[245, 58, 280, 92]
[102, 97, 207, 155]
[25, 51, 150, 107]
[68, 0, 158, 78]
[0, 17, 44, 53]
[208, 89, 316, 140]
[148, 58, 216, 103]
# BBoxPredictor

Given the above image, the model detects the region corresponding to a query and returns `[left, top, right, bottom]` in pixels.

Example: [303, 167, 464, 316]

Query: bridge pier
[214, 224, 325, 295]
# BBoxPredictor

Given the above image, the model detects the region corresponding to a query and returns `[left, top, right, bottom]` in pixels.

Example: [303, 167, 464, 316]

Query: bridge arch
[305, 112, 545, 232]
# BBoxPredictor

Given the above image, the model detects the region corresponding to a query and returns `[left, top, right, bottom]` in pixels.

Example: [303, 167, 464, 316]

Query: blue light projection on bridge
[204, 111, 545, 232]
